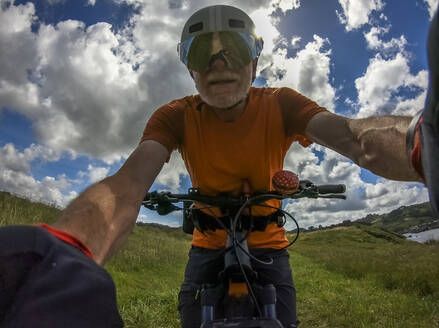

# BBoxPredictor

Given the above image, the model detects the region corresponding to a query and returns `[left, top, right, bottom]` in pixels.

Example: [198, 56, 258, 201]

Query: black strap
[191, 210, 285, 233]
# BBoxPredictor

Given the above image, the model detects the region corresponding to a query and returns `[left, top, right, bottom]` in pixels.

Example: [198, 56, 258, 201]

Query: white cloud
[283, 143, 319, 177]
[291, 36, 301, 49]
[87, 164, 110, 183]
[379, 13, 388, 21]
[137, 210, 182, 227]
[336, 0, 384, 31]
[141, 212, 182, 227]
[0, 143, 31, 173]
[0, 143, 75, 206]
[284, 178, 428, 229]
[354, 53, 428, 117]
[137, 214, 147, 222]
[364, 26, 407, 54]
[252, 4, 336, 109]
[46, 0, 67, 4]
[271, 0, 300, 13]
[251, 6, 280, 56]
[261, 35, 335, 110]
[285, 145, 363, 189]
[33, 20, 145, 161]
[0, 1, 38, 86]
[364, 179, 428, 209]
[0, 143, 61, 174]
[344, 5, 428, 118]
[283, 142, 368, 229]
[424, 0, 439, 19]
[155, 152, 188, 192]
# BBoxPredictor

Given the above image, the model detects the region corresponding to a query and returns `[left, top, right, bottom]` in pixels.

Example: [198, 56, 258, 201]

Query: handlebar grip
[316, 184, 346, 194]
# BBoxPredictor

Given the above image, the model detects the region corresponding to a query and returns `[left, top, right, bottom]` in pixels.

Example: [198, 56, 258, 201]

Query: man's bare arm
[305, 111, 422, 182]
[52, 140, 169, 265]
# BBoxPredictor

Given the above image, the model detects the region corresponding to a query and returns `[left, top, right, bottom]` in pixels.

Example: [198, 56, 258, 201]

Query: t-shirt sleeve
[275, 87, 327, 147]
[140, 100, 185, 154]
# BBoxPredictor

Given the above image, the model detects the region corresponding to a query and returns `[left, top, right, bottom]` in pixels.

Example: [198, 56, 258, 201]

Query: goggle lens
[178, 31, 263, 72]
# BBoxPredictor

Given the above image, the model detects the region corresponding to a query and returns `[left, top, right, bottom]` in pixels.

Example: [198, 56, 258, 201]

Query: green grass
[1, 192, 438, 327]
[291, 252, 439, 327]
[105, 224, 439, 327]
[0, 191, 61, 226]
[290, 225, 439, 298]
[105, 226, 191, 328]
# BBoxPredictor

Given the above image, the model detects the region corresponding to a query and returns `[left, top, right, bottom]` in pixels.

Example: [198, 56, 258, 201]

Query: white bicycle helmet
[177, 5, 263, 72]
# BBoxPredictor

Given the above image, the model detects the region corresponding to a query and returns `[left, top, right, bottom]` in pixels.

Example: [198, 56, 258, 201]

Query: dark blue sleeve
[0, 252, 42, 320]
[0, 225, 123, 328]
[421, 9, 439, 217]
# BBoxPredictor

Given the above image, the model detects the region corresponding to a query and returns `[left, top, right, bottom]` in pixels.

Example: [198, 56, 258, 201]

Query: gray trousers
[178, 246, 299, 328]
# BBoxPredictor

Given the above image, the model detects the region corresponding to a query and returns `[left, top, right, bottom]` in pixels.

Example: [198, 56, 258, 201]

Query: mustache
[207, 71, 240, 83]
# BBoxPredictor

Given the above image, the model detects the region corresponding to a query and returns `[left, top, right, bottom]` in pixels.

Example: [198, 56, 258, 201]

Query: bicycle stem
[224, 230, 252, 277]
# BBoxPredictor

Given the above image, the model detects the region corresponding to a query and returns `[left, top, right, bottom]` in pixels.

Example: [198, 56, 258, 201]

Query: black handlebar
[143, 181, 346, 215]
[316, 184, 346, 194]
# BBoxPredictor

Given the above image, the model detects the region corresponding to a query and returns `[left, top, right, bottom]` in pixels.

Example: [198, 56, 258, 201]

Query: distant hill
[293, 202, 438, 235]
[354, 202, 439, 234]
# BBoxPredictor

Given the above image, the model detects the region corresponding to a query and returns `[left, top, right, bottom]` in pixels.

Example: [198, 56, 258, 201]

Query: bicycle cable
[229, 200, 300, 267]
[230, 198, 266, 317]
[232, 220, 263, 318]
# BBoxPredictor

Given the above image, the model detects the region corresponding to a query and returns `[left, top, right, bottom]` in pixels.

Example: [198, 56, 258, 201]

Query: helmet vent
[229, 19, 245, 28]
[189, 22, 203, 33]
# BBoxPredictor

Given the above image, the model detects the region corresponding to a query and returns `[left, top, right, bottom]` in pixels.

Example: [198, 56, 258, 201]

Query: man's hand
[305, 111, 423, 182]
[53, 140, 169, 265]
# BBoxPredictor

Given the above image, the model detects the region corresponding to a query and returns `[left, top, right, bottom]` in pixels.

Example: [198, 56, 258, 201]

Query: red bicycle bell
[272, 170, 299, 194]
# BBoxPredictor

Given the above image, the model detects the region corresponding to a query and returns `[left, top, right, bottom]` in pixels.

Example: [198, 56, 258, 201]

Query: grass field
[290, 227, 439, 328]
[103, 225, 439, 328]
[1, 191, 439, 327]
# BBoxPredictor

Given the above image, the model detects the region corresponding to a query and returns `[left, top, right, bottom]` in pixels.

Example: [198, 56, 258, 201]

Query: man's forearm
[53, 173, 147, 265]
[347, 116, 422, 181]
[52, 141, 168, 265]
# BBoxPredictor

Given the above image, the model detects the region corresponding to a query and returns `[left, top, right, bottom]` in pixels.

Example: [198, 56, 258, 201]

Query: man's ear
[252, 58, 258, 83]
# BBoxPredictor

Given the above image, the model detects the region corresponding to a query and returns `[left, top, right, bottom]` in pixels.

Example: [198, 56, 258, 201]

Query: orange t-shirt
[141, 87, 326, 249]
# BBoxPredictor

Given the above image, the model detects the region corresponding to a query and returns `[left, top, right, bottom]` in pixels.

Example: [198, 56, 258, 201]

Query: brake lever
[156, 203, 181, 215]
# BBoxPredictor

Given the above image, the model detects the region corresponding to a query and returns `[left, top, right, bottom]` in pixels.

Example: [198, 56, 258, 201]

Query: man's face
[190, 33, 257, 109]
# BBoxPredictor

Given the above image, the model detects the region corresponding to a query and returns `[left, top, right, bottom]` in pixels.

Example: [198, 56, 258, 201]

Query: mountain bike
[143, 173, 346, 328]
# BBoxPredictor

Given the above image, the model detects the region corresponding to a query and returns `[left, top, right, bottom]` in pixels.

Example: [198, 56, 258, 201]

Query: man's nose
[209, 51, 228, 70]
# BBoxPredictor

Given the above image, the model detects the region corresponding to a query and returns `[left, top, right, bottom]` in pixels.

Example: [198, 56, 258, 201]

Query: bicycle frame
[199, 230, 283, 328]
[143, 180, 346, 328]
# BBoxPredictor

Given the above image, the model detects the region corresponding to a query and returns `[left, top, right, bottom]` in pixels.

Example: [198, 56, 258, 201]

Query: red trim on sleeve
[35, 223, 94, 260]
[410, 117, 425, 182]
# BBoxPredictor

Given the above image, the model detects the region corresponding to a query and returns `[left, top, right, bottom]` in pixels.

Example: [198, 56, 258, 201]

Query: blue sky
[0, 0, 437, 228]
